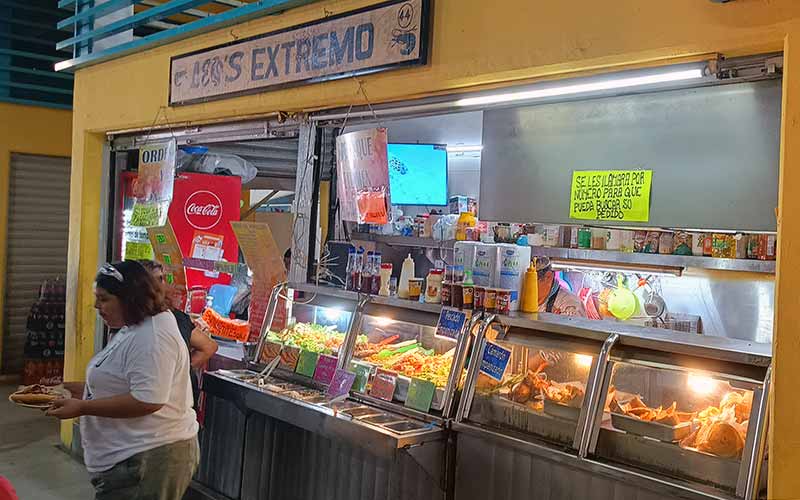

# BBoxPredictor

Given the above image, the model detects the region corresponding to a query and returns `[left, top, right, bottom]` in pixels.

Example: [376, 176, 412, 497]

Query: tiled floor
[0, 383, 94, 500]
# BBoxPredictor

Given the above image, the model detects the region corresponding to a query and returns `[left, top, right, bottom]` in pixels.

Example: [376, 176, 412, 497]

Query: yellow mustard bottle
[520, 259, 539, 313]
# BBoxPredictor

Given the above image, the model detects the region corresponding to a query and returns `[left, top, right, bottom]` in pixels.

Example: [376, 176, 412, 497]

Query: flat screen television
[387, 143, 448, 206]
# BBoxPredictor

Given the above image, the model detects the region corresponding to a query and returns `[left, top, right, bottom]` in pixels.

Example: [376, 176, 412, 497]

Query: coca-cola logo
[184, 190, 223, 230]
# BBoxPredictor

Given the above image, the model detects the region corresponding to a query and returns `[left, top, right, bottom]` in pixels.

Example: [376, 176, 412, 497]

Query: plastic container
[208, 284, 237, 316]
[473, 243, 499, 287]
[398, 254, 415, 299]
[484, 288, 498, 313]
[379, 263, 393, 297]
[497, 244, 531, 312]
[425, 269, 444, 304]
[408, 278, 424, 301]
[441, 281, 452, 306]
[456, 212, 477, 241]
[520, 261, 539, 313]
[462, 285, 475, 310]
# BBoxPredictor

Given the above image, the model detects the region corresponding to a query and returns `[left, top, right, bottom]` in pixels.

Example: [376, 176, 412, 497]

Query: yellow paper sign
[569, 170, 653, 222]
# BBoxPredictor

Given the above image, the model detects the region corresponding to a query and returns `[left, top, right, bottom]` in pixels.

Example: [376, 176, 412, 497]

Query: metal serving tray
[470, 394, 577, 446]
[360, 413, 406, 425]
[542, 399, 581, 422]
[325, 400, 363, 411]
[610, 412, 693, 443]
[343, 407, 384, 418]
[382, 420, 429, 434]
[597, 427, 741, 493]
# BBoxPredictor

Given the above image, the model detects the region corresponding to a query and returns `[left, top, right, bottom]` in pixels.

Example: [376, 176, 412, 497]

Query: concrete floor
[0, 383, 94, 500]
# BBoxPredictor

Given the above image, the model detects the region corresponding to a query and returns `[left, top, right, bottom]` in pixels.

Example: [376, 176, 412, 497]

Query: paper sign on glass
[312, 354, 338, 385]
[435, 308, 468, 340]
[569, 170, 653, 222]
[370, 368, 398, 401]
[404, 378, 436, 413]
[327, 369, 356, 399]
[479, 341, 512, 382]
[335, 128, 391, 224]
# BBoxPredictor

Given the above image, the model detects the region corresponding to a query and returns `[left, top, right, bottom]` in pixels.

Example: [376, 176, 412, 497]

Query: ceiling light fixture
[456, 68, 705, 107]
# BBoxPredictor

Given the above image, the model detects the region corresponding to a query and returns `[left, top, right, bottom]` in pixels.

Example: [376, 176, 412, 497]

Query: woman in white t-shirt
[47, 261, 199, 500]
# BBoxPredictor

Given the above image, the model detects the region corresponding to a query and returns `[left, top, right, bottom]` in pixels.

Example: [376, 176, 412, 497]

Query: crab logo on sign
[184, 190, 222, 230]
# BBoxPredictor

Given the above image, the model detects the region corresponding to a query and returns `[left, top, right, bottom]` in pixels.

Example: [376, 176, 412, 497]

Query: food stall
[197, 281, 483, 500]
[188, 54, 780, 500]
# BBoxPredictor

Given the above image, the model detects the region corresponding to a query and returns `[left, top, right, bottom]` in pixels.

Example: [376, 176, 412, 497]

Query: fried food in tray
[609, 390, 752, 458]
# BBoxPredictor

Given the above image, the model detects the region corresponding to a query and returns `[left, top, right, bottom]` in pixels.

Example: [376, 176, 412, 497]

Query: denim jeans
[89, 437, 199, 500]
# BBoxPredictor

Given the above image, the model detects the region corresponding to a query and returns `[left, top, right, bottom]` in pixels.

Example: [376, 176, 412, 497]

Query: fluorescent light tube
[456, 68, 705, 107]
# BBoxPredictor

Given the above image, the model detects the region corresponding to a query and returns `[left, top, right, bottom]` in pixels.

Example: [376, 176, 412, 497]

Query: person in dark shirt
[139, 260, 218, 407]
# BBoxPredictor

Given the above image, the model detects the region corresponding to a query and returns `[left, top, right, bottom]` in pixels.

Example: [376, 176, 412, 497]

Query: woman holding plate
[47, 261, 198, 500]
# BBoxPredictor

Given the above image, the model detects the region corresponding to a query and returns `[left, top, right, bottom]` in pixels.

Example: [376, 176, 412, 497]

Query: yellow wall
[67, 1, 800, 496]
[0, 103, 73, 373]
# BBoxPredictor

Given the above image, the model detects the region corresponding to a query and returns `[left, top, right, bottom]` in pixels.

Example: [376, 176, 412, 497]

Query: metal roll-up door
[3, 154, 71, 374]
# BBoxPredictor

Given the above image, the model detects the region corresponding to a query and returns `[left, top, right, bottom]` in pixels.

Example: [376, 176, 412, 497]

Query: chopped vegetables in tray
[267, 322, 367, 355]
[356, 342, 454, 388]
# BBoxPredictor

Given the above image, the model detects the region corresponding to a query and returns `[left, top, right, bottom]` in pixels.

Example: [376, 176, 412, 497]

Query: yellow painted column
[0, 149, 10, 373]
[770, 25, 800, 500]
[61, 130, 105, 445]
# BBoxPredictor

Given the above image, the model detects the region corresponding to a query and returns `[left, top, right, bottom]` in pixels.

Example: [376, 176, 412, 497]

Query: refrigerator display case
[454, 313, 771, 500]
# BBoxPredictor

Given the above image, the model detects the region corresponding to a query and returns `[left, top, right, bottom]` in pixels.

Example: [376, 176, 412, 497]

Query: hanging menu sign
[434, 308, 469, 340]
[170, 0, 430, 105]
[569, 170, 653, 222]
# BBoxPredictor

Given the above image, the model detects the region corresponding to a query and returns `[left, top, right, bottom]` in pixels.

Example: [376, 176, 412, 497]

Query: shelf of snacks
[350, 232, 776, 274]
[531, 246, 775, 275]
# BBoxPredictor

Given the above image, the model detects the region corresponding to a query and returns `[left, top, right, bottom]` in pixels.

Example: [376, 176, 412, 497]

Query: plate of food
[8, 384, 71, 409]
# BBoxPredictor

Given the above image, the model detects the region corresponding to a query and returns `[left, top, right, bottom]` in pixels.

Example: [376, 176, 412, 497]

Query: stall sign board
[569, 170, 653, 222]
[313, 354, 338, 385]
[350, 361, 373, 393]
[231, 222, 286, 342]
[404, 377, 435, 412]
[170, 0, 430, 105]
[434, 308, 469, 340]
[479, 342, 512, 382]
[295, 349, 320, 378]
[327, 369, 357, 399]
[370, 368, 398, 401]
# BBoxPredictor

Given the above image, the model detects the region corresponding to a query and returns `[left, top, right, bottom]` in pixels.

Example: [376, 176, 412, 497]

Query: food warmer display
[454, 313, 771, 500]
[199, 282, 484, 500]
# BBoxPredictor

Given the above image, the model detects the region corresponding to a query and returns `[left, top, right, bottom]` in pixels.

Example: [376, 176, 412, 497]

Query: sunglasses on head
[99, 263, 124, 283]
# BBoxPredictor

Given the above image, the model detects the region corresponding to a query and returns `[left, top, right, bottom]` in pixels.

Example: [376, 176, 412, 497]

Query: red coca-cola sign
[184, 190, 223, 230]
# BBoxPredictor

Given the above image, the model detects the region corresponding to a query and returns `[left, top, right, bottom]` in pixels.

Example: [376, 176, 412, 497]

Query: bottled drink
[354, 248, 365, 291]
[370, 253, 382, 295]
[361, 252, 375, 293]
[345, 248, 357, 291]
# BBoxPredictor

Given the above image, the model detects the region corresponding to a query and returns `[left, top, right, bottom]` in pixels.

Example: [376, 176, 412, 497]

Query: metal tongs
[257, 336, 287, 386]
